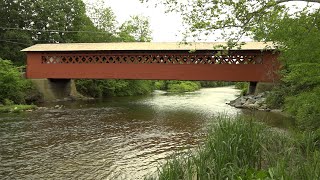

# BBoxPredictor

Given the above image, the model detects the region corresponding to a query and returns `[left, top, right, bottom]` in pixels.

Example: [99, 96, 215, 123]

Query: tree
[85, 0, 118, 33]
[141, 0, 320, 129]
[0, 59, 33, 104]
[0, 0, 34, 65]
[118, 15, 152, 42]
[140, 0, 319, 43]
[0, 0, 99, 64]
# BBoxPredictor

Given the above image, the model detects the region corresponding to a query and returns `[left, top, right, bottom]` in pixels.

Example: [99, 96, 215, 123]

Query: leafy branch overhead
[119, 15, 152, 42]
[140, 0, 319, 42]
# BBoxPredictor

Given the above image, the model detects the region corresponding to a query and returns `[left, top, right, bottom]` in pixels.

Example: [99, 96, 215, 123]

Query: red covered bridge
[22, 42, 279, 82]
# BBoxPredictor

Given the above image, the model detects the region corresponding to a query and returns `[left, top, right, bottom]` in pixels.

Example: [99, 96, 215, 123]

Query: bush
[284, 63, 320, 93]
[265, 84, 287, 109]
[285, 87, 320, 130]
[265, 63, 320, 129]
[235, 82, 248, 96]
[75, 79, 154, 98]
[199, 81, 233, 87]
[148, 115, 320, 180]
[154, 81, 166, 90]
[166, 81, 201, 93]
[0, 59, 36, 104]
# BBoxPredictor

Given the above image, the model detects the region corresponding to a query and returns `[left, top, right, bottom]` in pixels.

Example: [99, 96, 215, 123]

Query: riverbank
[148, 115, 320, 179]
[227, 92, 283, 114]
[228, 92, 269, 110]
[0, 104, 37, 113]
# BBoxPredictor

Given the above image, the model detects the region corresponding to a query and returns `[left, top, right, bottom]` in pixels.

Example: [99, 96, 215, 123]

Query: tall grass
[146, 115, 320, 180]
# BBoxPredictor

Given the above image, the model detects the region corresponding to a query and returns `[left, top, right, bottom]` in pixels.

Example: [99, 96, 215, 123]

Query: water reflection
[0, 87, 292, 179]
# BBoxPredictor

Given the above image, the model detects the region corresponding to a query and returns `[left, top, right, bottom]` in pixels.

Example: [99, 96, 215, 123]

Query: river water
[0, 87, 292, 179]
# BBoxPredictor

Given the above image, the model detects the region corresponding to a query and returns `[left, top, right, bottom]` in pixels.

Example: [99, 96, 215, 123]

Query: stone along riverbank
[227, 92, 283, 113]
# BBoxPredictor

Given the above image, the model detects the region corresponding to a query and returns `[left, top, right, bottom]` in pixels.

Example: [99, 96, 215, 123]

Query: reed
[146, 115, 320, 180]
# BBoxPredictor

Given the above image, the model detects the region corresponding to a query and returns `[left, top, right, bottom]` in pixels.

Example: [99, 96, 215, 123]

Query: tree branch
[276, 0, 320, 4]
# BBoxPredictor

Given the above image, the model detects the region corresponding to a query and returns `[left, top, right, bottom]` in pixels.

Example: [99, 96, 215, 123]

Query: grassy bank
[147, 115, 320, 180]
[0, 105, 37, 113]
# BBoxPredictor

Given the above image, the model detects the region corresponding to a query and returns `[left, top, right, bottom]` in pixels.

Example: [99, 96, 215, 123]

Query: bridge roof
[22, 42, 275, 52]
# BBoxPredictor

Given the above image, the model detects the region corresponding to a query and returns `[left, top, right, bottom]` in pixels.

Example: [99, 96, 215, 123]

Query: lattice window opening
[41, 54, 263, 65]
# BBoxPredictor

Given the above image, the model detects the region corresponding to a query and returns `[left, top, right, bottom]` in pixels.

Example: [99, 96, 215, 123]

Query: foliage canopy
[0, 0, 153, 64]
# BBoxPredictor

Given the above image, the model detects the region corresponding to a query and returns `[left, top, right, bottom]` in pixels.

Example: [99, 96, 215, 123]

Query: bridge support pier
[31, 79, 79, 101]
[248, 82, 257, 95]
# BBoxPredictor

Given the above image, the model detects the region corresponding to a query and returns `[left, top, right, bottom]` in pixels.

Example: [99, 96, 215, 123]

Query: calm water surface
[0, 87, 292, 179]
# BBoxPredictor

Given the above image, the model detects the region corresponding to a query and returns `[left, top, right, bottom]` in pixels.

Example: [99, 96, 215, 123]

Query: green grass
[0, 105, 37, 113]
[146, 115, 320, 180]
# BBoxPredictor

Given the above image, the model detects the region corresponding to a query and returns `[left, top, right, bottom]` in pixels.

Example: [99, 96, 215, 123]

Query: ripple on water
[0, 87, 245, 179]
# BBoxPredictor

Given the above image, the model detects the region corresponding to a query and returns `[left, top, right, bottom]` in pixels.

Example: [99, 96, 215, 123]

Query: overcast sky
[86, 0, 184, 42]
[85, 0, 319, 42]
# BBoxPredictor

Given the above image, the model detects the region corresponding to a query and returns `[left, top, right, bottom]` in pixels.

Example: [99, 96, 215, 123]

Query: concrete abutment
[31, 79, 80, 102]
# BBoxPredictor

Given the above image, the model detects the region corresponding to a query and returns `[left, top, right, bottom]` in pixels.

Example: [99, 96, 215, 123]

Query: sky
[85, 0, 320, 42]
[86, 0, 184, 42]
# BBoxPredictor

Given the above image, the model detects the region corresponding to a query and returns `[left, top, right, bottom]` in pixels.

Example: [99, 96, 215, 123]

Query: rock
[240, 98, 247, 104]
[245, 98, 256, 105]
[37, 107, 48, 110]
[260, 104, 268, 109]
[54, 105, 60, 109]
[256, 93, 265, 98]
[229, 100, 236, 105]
[254, 100, 261, 106]
[246, 103, 260, 109]
[271, 109, 283, 113]
[235, 104, 244, 108]
[228, 91, 276, 112]
[229, 97, 243, 108]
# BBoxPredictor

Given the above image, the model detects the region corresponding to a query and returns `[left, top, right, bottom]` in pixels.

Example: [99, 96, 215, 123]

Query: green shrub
[149, 115, 320, 180]
[265, 85, 287, 109]
[75, 79, 154, 97]
[114, 80, 154, 96]
[75, 79, 103, 98]
[0, 59, 36, 104]
[285, 87, 320, 130]
[154, 81, 166, 90]
[235, 82, 248, 96]
[3, 99, 14, 106]
[235, 82, 248, 89]
[284, 63, 320, 93]
[167, 81, 201, 93]
[199, 81, 233, 87]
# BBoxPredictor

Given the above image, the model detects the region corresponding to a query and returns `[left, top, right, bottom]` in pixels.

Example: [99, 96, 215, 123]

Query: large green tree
[119, 15, 152, 42]
[85, 0, 118, 33]
[0, 0, 99, 64]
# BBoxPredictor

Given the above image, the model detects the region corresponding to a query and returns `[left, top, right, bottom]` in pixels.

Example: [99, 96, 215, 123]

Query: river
[0, 87, 293, 179]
